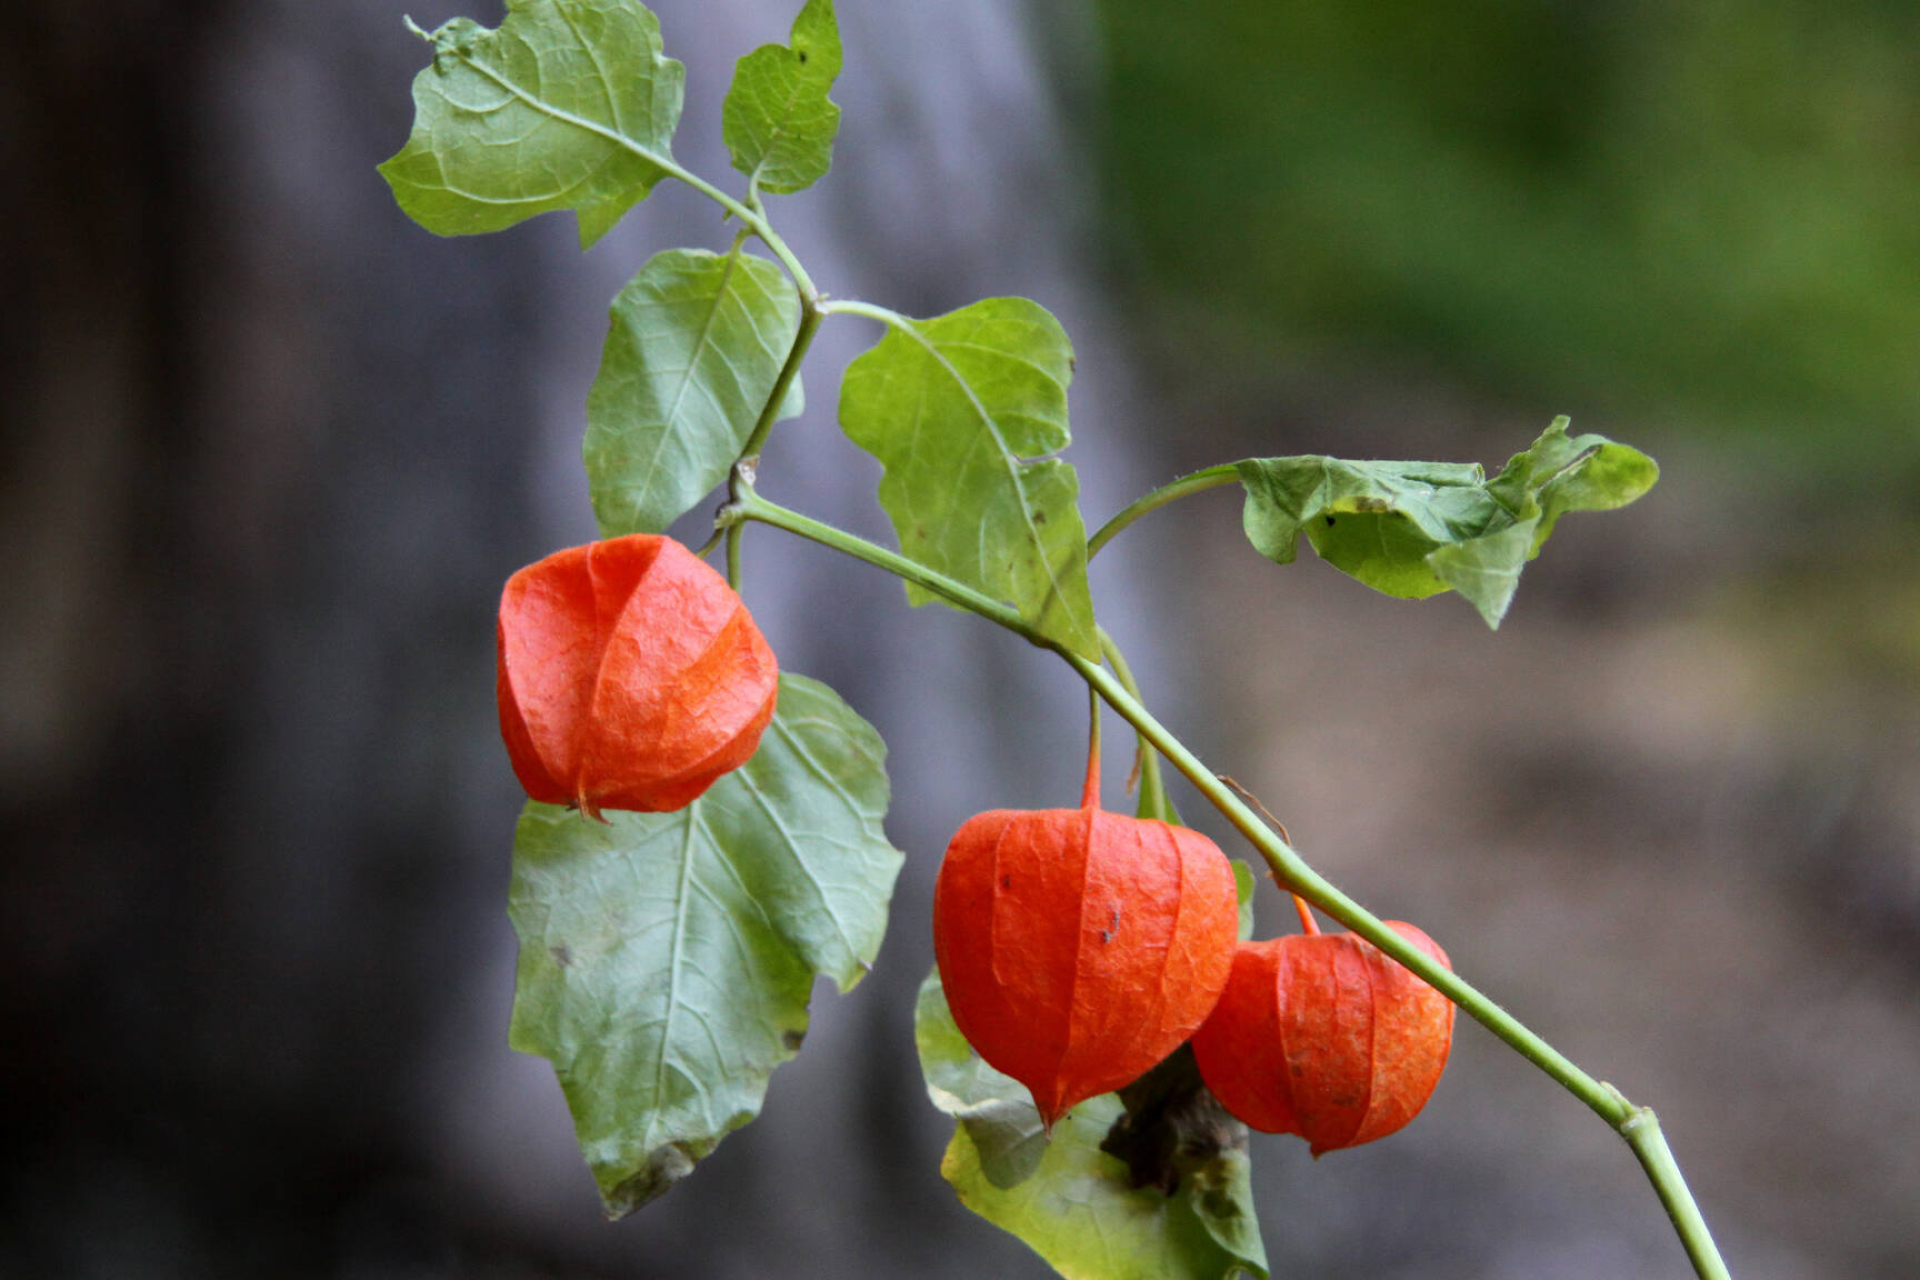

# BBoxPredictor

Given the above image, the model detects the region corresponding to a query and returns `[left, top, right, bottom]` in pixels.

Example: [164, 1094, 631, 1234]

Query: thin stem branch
[726, 479, 1732, 1280]
[725, 487, 1047, 643]
[1097, 628, 1171, 822]
[737, 304, 824, 466]
[1082, 686, 1102, 810]
[818, 297, 910, 330]
[1087, 465, 1240, 560]
[664, 163, 817, 302]
[722, 250, 824, 591]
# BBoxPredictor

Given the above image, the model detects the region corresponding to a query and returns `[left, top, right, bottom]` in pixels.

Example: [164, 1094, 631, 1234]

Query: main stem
[724, 482, 1732, 1280]
[721, 238, 825, 590]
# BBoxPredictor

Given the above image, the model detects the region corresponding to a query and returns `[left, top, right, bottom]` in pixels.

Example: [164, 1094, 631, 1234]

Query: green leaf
[379, 0, 685, 249]
[722, 0, 843, 196]
[585, 247, 803, 536]
[508, 674, 903, 1216]
[839, 300, 1100, 657]
[915, 973, 1268, 1280]
[1231, 860, 1257, 943]
[1235, 416, 1657, 628]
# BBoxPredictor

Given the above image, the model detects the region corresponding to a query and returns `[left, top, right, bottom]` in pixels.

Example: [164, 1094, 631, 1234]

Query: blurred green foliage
[1095, 0, 1920, 471]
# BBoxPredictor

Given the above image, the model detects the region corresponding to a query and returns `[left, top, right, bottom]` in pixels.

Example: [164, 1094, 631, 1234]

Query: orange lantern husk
[1191, 923, 1454, 1155]
[496, 533, 778, 818]
[932, 747, 1239, 1129]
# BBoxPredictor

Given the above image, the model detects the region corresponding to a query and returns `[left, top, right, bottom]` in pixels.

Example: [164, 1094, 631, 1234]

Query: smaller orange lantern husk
[1191, 923, 1453, 1155]
[496, 533, 777, 818]
[932, 752, 1240, 1129]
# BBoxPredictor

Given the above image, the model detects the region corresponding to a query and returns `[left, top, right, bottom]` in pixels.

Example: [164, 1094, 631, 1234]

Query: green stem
[1087, 465, 1240, 560]
[738, 303, 824, 466]
[667, 164, 818, 302]
[727, 487, 1046, 643]
[818, 298, 910, 329]
[725, 480, 1732, 1280]
[722, 243, 825, 592]
[1097, 628, 1171, 822]
[1082, 685, 1102, 810]
[1622, 1105, 1734, 1280]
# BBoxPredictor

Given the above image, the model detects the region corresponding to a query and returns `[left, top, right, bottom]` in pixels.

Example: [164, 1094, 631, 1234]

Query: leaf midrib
[644, 810, 701, 1152]
[456, 43, 675, 176]
[623, 251, 748, 518]
[747, 56, 818, 193]
[890, 320, 1091, 645]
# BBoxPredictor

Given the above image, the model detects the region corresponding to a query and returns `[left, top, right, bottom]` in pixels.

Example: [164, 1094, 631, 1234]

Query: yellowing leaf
[1236, 417, 1657, 627]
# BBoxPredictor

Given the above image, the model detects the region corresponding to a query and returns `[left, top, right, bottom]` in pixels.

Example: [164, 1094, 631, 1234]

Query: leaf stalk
[1087, 465, 1240, 560]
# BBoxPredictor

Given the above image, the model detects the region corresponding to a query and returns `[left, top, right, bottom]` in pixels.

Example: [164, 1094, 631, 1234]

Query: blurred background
[6, 1, 1918, 1277]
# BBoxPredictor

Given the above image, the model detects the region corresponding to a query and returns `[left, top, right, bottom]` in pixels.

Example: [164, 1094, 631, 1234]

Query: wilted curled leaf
[1235, 417, 1658, 626]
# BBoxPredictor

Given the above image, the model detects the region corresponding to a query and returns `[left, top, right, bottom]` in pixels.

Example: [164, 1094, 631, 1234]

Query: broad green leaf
[380, 0, 685, 248]
[915, 973, 1268, 1280]
[839, 299, 1100, 658]
[585, 247, 803, 536]
[722, 0, 843, 196]
[509, 674, 903, 1216]
[1236, 417, 1657, 628]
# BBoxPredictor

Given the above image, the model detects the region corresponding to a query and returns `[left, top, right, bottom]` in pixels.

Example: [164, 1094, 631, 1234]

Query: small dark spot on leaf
[783, 1029, 806, 1052]
[1324, 515, 1336, 527]
[1001, 874, 1012, 889]
[798, 50, 808, 62]
[550, 945, 573, 968]
[1031, 509, 1047, 524]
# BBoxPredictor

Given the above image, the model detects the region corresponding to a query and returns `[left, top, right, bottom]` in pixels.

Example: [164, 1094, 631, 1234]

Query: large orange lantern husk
[1190, 923, 1454, 1155]
[932, 757, 1240, 1129]
[495, 533, 777, 818]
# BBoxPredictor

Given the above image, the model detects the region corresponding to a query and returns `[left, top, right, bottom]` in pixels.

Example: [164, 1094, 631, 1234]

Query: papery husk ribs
[496, 533, 778, 818]
[1192, 923, 1454, 1154]
[932, 752, 1240, 1127]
